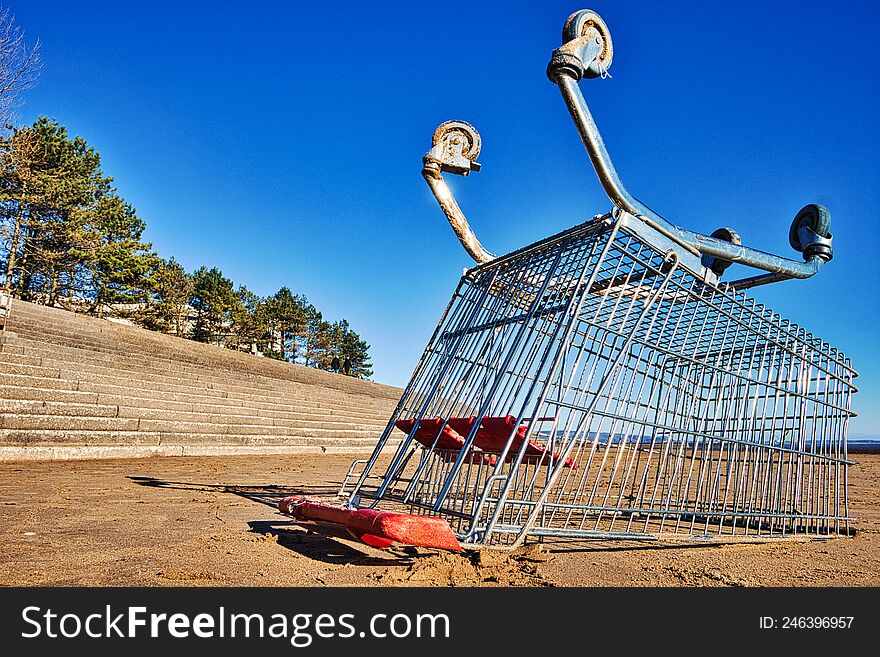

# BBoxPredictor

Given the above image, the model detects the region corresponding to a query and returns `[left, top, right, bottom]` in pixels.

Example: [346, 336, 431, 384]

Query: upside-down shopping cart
[280, 9, 857, 551]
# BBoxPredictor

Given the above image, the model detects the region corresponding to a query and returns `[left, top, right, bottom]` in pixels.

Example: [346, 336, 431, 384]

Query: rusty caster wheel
[432, 120, 482, 163]
[562, 9, 614, 78]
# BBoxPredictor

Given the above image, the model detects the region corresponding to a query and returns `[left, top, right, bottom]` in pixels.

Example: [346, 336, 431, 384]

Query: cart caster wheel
[562, 10, 613, 78]
[789, 204, 831, 252]
[702, 226, 742, 276]
[432, 120, 481, 163]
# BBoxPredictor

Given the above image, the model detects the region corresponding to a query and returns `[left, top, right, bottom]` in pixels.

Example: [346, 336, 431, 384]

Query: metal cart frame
[336, 9, 856, 549]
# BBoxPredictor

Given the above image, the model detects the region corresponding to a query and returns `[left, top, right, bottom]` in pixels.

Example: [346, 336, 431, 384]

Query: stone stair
[0, 300, 403, 460]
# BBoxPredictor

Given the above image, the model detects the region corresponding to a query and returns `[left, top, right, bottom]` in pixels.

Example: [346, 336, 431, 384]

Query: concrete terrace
[0, 299, 402, 460]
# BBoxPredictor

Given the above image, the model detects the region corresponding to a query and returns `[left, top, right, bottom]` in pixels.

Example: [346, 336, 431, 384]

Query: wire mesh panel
[349, 213, 856, 547]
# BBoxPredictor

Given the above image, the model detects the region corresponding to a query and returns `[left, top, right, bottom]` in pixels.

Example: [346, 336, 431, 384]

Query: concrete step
[0, 356, 385, 412]
[133, 418, 382, 436]
[76, 358, 391, 412]
[4, 331, 310, 380]
[4, 334, 395, 412]
[0, 373, 77, 391]
[10, 336, 220, 371]
[72, 379, 391, 419]
[6, 319, 119, 345]
[12, 333, 296, 382]
[0, 361, 61, 378]
[0, 400, 119, 417]
[0, 374, 390, 423]
[0, 413, 382, 436]
[6, 302, 401, 400]
[0, 429, 384, 447]
[52, 367, 390, 413]
[0, 299, 403, 459]
[0, 352, 43, 367]
[6, 313, 390, 386]
[42, 349, 302, 391]
[0, 380, 389, 427]
[0, 444, 392, 461]
[115, 405, 386, 430]
[103, 393, 386, 421]
[0, 429, 165, 446]
[0, 384, 100, 404]
[0, 414, 139, 431]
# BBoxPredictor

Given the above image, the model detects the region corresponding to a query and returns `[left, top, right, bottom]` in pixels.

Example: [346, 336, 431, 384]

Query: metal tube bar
[551, 72, 827, 280]
[422, 163, 495, 264]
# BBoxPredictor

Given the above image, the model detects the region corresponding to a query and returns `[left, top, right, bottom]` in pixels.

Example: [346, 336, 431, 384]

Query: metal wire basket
[336, 9, 857, 549]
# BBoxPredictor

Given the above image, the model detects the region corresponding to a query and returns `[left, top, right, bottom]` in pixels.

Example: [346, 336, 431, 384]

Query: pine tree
[136, 257, 192, 334]
[0, 116, 380, 376]
[228, 285, 264, 352]
[266, 287, 306, 361]
[190, 266, 237, 345]
[0, 117, 157, 314]
[0, 125, 37, 289]
[301, 303, 330, 368]
[0, 118, 104, 302]
[326, 319, 347, 363]
[87, 192, 156, 317]
[340, 323, 373, 379]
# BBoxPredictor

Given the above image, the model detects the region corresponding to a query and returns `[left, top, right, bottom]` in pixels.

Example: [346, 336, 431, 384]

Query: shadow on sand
[127, 476, 726, 561]
[127, 475, 411, 567]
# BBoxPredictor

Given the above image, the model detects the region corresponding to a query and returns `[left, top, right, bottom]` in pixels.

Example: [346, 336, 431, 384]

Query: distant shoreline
[848, 441, 880, 454]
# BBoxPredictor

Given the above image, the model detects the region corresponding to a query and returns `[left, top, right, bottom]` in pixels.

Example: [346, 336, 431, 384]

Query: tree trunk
[3, 204, 24, 290]
[48, 269, 58, 306]
[16, 225, 34, 298]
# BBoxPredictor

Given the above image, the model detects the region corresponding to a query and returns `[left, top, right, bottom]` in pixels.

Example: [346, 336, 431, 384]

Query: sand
[0, 453, 877, 587]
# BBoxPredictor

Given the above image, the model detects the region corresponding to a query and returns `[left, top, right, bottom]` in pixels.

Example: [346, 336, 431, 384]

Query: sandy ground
[0, 453, 877, 587]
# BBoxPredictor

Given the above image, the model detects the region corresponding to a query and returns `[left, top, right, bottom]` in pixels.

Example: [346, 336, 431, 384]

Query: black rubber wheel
[710, 226, 741, 246]
[562, 10, 613, 78]
[432, 120, 481, 161]
[703, 227, 741, 275]
[789, 204, 831, 252]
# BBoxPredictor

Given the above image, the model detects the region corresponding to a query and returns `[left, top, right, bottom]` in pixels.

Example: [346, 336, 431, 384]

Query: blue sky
[12, 1, 880, 436]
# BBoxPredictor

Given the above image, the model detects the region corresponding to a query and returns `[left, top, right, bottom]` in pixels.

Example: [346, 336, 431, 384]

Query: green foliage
[88, 193, 156, 316]
[0, 117, 375, 377]
[301, 302, 330, 368]
[260, 347, 285, 361]
[333, 319, 373, 379]
[322, 319, 372, 378]
[266, 286, 307, 361]
[0, 118, 156, 312]
[190, 266, 238, 344]
[1, 118, 100, 301]
[227, 285, 264, 351]
[135, 257, 192, 334]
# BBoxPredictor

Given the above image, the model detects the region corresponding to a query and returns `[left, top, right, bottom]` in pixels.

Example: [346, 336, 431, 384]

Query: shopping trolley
[280, 9, 857, 550]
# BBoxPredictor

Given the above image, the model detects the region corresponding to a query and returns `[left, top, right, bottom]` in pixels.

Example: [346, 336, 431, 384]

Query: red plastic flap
[395, 417, 466, 451]
[395, 417, 496, 464]
[354, 532, 395, 549]
[448, 415, 577, 468]
[278, 497, 461, 552]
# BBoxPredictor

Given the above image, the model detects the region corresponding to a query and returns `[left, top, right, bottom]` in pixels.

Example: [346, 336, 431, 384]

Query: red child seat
[446, 415, 578, 469]
[395, 417, 495, 464]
